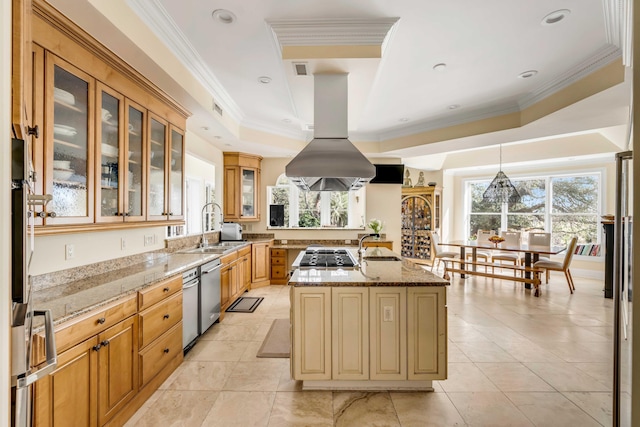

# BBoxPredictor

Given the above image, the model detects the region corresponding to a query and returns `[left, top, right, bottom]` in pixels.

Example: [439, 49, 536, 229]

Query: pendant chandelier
[482, 144, 521, 204]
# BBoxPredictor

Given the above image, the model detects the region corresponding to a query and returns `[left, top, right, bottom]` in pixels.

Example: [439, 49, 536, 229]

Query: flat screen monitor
[370, 164, 404, 184]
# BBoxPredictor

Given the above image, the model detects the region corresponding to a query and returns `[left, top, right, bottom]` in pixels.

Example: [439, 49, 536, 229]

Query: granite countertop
[289, 247, 449, 287]
[30, 241, 259, 327]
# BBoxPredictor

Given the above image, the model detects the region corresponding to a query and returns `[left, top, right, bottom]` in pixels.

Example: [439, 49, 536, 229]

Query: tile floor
[126, 270, 614, 426]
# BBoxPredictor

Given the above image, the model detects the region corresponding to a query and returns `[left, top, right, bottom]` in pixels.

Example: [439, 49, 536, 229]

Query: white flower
[367, 218, 383, 233]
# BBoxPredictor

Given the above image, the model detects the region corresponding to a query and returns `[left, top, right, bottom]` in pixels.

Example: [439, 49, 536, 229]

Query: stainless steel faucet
[201, 202, 223, 247]
[358, 233, 380, 262]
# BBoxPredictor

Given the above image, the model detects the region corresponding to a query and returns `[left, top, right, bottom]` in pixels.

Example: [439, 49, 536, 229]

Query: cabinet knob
[163, 348, 170, 354]
[124, 212, 131, 217]
[37, 211, 46, 218]
[96, 317, 106, 324]
[169, 212, 174, 216]
[27, 125, 39, 138]
[47, 211, 57, 218]
[163, 314, 170, 320]
[92, 344, 101, 351]
[163, 287, 170, 293]
[101, 340, 109, 347]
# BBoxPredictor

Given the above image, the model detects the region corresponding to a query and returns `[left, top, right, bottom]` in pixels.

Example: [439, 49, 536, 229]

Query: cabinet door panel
[407, 287, 447, 380]
[98, 316, 138, 425]
[148, 115, 167, 220]
[45, 53, 95, 224]
[223, 166, 240, 219]
[168, 126, 184, 219]
[370, 288, 407, 380]
[291, 288, 331, 380]
[124, 100, 145, 221]
[332, 288, 368, 380]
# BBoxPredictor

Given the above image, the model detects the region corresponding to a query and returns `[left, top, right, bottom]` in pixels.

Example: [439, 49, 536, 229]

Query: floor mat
[226, 296, 264, 313]
[257, 319, 290, 358]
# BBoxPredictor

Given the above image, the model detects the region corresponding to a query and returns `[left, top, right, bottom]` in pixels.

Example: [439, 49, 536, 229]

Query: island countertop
[289, 247, 449, 287]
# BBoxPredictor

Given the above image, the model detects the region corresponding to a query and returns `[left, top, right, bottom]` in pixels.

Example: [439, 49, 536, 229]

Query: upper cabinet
[223, 152, 262, 222]
[25, 0, 189, 233]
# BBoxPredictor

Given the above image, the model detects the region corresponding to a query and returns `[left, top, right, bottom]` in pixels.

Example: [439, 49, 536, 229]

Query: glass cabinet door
[125, 101, 145, 221]
[148, 115, 167, 219]
[241, 168, 256, 217]
[96, 85, 122, 222]
[169, 127, 184, 219]
[47, 55, 94, 224]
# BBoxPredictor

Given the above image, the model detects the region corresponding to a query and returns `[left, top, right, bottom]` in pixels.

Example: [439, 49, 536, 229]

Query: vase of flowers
[367, 218, 383, 239]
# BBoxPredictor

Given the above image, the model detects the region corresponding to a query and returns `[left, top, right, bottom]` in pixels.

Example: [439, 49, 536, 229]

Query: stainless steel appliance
[294, 247, 358, 269]
[199, 259, 221, 334]
[11, 137, 57, 427]
[182, 268, 199, 352]
[221, 222, 243, 241]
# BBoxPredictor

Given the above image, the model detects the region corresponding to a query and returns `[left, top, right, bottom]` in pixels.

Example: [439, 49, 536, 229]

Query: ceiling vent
[293, 62, 308, 76]
[212, 100, 223, 116]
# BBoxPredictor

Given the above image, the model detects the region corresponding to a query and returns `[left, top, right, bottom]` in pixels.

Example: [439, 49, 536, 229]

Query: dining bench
[440, 257, 545, 296]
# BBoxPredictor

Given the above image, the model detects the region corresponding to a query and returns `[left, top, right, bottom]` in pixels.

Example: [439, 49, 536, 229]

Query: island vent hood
[286, 73, 375, 191]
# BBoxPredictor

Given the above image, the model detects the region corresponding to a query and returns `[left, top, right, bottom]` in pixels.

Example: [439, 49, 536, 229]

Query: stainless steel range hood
[286, 74, 375, 191]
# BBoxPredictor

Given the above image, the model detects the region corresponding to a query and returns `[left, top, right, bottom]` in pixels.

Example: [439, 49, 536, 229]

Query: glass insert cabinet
[401, 186, 441, 262]
[223, 152, 262, 221]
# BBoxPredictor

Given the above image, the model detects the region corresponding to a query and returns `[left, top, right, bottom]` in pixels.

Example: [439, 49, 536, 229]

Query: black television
[370, 164, 404, 184]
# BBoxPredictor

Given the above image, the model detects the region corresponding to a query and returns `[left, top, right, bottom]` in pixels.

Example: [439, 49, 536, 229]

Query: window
[466, 172, 601, 253]
[267, 174, 365, 228]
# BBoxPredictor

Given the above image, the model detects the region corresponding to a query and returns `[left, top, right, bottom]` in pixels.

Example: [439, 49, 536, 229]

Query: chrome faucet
[201, 202, 223, 247]
[358, 233, 380, 262]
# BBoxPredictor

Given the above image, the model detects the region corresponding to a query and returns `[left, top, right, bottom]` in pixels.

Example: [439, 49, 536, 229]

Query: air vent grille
[303, 123, 314, 131]
[293, 62, 308, 76]
[213, 100, 223, 116]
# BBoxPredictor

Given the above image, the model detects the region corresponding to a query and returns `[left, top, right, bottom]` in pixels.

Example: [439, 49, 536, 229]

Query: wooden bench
[440, 258, 545, 297]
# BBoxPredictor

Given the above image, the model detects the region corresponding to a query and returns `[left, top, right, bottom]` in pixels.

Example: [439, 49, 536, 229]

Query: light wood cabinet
[270, 248, 289, 285]
[407, 287, 447, 380]
[239, 246, 252, 293]
[223, 152, 262, 221]
[332, 288, 369, 380]
[251, 241, 271, 288]
[25, 0, 188, 232]
[401, 186, 442, 261]
[369, 288, 407, 380]
[34, 313, 138, 427]
[220, 246, 252, 318]
[362, 240, 393, 250]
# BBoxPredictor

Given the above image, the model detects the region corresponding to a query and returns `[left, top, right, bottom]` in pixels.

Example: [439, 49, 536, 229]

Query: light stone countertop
[289, 247, 449, 287]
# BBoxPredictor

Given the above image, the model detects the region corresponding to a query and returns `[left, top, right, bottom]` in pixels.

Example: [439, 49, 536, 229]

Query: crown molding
[127, 0, 244, 123]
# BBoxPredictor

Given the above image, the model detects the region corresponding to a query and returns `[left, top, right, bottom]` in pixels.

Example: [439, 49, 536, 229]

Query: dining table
[438, 240, 567, 288]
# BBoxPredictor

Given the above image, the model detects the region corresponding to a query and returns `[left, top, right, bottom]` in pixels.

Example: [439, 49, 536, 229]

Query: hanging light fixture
[482, 144, 521, 204]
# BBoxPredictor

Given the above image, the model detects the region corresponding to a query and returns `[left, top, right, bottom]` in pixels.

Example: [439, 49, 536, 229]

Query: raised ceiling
[47, 0, 631, 163]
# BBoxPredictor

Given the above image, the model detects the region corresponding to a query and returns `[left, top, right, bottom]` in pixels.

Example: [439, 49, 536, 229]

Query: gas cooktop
[297, 247, 358, 268]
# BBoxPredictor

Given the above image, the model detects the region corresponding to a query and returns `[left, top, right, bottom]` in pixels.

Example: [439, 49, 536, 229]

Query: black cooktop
[299, 248, 356, 268]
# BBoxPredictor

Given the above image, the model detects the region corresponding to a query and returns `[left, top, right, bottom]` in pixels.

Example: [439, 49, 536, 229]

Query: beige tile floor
[126, 270, 614, 427]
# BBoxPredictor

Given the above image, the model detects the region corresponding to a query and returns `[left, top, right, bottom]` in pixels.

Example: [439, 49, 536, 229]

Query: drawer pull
[92, 344, 101, 351]
[163, 287, 170, 293]
[163, 348, 170, 354]
[96, 317, 106, 324]
[101, 340, 109, 347]
[163, 314, 170, 319]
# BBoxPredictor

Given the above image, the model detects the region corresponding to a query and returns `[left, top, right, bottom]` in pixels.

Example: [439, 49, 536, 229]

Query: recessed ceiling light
[282, 118, 292, 123]
[258, 76, 272, 84]
[201, 126, 209, 131]
[213, 136, 222, 139]
[224, 143, 232, 146]
[433, 63, 447, 72]
[448, 104, 460, 110]
[542, 9, 571, 26]
[212, 9, 236, 24]
[518, 70, 538, 79]
[398, 117, 410, 122]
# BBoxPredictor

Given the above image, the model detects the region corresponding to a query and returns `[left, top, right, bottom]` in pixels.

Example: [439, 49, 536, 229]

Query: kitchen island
[289, 247, 449, 391]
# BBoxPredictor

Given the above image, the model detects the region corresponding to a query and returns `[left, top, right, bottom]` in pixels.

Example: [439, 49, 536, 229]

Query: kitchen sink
[179, 247, 228, 254]
[216, 241, 247, 246]
[363, 255, 402, 261]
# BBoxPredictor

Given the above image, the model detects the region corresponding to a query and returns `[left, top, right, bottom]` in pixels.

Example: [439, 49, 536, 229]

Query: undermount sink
[363, 255, 402, 261]
[180, 247, 228, 254]
[216, 241, 247, 246]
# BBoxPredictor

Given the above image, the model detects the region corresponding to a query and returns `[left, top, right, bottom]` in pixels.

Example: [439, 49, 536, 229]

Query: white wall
[1, 0, 11, 420]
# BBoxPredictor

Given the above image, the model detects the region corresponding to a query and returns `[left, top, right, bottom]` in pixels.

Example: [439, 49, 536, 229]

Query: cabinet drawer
[138, 275, 182, 311]
[271, 256, 286, 265]
[238, 246, 251, 257]
[139, 322, 182, 387]
[271, 265, 287, 279]
[139, 292, 182, 348]
[221, 251, 238, 265]
[271, 249, 286, 257]
[55, 295, 137, 354]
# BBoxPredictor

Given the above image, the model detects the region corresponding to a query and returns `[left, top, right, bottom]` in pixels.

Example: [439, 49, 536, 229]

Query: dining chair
[430, 232, 459, 272]
[491, 231, 521, 275]
[533, 236, 578, 293]
[524, 231, 551, 264]
[467, 229, 494, 270]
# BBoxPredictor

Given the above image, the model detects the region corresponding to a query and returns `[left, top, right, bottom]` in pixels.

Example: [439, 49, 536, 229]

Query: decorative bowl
[488, 235, 505, 245]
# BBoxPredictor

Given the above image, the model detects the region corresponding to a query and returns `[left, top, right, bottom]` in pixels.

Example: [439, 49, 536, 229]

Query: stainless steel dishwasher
[182, 268, 199, 352]
[200, 259, 222, 334]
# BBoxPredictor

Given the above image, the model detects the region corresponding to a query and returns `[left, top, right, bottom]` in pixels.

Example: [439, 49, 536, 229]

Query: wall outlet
[383, 306, 394, 322]
[144, 235, 155, 246]
[281, 239, 288, 244]
[345, 239, 351, 244]
[121, 238, 126, 250]
[65, 244, 74, 260]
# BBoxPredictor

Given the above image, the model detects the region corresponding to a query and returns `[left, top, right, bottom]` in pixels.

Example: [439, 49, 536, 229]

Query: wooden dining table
[439, 240, 567, 288]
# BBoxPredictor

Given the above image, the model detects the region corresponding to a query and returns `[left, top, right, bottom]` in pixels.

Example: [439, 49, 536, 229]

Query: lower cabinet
[291, 286, 447, 382]
[251, 241, 271, 288]
[220, 246, 253, 318]
[34, 314, 138, 426]
[270, 248, 289, 285]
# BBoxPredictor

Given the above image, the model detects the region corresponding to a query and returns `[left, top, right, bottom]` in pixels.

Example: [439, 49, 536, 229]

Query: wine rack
[401, 186, 441, 261]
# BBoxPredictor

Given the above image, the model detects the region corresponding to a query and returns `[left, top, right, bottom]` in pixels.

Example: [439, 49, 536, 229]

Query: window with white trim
[267, 174, 365, 228]
[466, 172, 602, 254]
